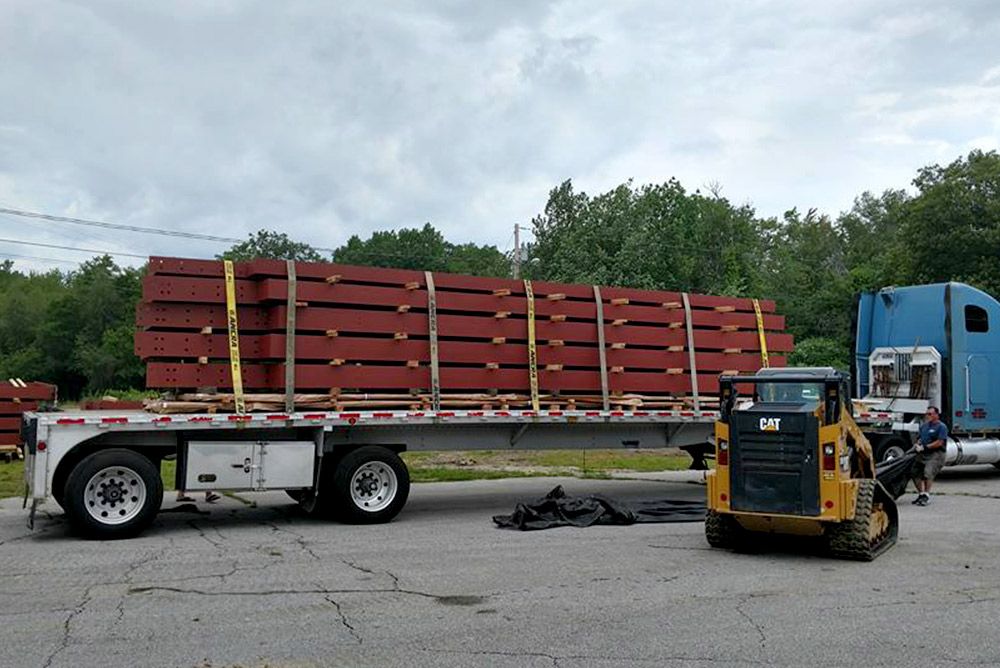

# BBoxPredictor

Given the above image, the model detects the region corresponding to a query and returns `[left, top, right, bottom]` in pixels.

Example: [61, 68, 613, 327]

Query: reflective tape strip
[681, 292, 700, 411]
[425, 271, 441, 411]
[752, 298, 770, 368]
[223, 260, 246, 415]
[284, 260, 297, 414]
[524, 279, 540, 412]
[593, 285, 610, 411]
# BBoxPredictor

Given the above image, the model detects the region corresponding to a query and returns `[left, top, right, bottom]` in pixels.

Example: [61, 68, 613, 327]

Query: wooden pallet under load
[137, 256, 792, 412]
[0, 380, 57, 459]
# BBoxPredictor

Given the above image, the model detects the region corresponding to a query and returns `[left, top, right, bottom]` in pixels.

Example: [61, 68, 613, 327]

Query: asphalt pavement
[2, 466, 1000, 668]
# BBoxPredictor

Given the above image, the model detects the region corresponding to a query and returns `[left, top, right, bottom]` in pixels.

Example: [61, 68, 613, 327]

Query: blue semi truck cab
[853, 282, 1000, 466]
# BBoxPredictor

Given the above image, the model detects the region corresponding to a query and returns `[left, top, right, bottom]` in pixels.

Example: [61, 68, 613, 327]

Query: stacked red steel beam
[0, 381, 56, 453]
[136, 257, 792, 405]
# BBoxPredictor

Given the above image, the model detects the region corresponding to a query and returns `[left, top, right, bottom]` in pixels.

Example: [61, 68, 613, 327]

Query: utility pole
[512, 223, 521, 279]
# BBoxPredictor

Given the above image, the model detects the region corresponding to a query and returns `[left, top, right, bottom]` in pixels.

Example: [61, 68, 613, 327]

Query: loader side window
[965, 305, 989, 333]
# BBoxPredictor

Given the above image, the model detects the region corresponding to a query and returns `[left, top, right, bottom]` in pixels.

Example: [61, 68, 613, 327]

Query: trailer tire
[331, 446, 409, 524]
[64, 449, 163, 539]
[874, 437, 908, 463]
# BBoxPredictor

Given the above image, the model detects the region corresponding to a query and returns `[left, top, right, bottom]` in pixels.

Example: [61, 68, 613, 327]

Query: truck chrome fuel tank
[946, 437, 1000, 466]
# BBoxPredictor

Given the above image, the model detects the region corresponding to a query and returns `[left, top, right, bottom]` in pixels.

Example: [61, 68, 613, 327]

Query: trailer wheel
[64, 449, 163, 539]
[331, 446, 409, 524]
[875, 437, 908, 463]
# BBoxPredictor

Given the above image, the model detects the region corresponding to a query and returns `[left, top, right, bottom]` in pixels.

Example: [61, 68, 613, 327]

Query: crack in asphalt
[735, 595, 767, 652]
[420, 647, 561, 667]
[128, 584, 448, 602]
[185, 519, 227, 551]
[419, 647, 729, 666]
[152, 560, 274, 585]
[341, 557, 401, 590]
[264, 520, 321, 560]
[41, 582, 99, 668]
[939, 491, 1000, 500]
[113, 551, 157, 628]
[646, 543, 713, 551]
[323, 595, 363, 644]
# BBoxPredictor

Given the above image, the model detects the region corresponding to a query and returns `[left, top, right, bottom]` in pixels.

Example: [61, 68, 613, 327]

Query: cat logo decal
[759, 417, 782, 432]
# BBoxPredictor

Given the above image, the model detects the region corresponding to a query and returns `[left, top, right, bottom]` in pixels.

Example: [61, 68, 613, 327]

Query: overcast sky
[1, 0, 999, 271]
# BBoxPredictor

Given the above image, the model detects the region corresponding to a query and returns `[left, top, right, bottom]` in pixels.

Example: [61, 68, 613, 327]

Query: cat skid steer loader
[706, 368, 898, 561]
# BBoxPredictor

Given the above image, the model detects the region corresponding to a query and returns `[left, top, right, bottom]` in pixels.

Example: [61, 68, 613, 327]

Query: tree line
[1, 150, 997, 398]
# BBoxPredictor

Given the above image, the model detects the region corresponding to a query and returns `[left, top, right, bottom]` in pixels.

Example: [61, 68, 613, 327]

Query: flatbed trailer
[22, 407, 716, 539]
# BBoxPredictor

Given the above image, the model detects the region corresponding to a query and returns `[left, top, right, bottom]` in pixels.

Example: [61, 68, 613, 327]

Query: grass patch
[81, 389, 160, 402]
[161, 459, 176, 492]
[403, 449, 693, 483]
[0, 461, 24, 499]
[0, 459, 178, 499]
[409, 467, 551, 483]
[0, 448, 695, 498]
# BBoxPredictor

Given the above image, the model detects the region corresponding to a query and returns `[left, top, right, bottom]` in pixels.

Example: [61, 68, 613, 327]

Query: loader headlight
[823, 444, 835, 456]
[717, 439, 729, 466]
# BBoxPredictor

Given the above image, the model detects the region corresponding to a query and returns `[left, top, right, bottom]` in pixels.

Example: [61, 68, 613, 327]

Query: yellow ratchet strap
[752, 298, 770, 369]
[524, 279, 540, 412]
[223, 260, 246, 414]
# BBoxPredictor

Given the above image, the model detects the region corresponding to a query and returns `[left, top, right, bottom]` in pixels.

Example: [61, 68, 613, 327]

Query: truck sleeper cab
[854, 282, 1000, 466]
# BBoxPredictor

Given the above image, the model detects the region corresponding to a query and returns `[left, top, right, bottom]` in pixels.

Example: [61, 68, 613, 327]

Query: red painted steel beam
[0, 401, 38, 414]
[146, 361, 728, 394]
[146, 256, 777, 312]
[0, 432, 21, 445]
[143, 276, 777, 323]
[0, 417, 22, 430]
[136, 331, 785, 372]
[0, 383, 56, 400]
[136, 301, 785, 334]
[136, 322, 792, 354]
[135, 303, 793, 351]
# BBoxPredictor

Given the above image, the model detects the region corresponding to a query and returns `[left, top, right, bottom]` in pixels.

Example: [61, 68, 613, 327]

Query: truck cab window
[965, 305, 989, 333]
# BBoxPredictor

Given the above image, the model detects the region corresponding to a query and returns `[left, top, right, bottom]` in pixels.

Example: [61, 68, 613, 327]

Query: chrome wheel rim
[84, 466, 147, 525]
[350, 462, 397, 512]
[882, 445, 905, 462]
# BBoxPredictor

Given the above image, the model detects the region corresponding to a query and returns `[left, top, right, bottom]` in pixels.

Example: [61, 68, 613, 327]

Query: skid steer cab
[706, 368, 898, 560]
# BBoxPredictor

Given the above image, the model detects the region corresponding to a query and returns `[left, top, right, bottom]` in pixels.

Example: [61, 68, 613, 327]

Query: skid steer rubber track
[705, 510, 741, 549]
[826, 479, 898, 561]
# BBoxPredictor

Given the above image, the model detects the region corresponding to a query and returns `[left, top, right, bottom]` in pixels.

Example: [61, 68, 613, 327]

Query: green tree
[35, 256, 144, 396]
[788, 337, 850, 370]
[333, 223, 509, 276]
[219, 230, 323, 262]
[529, 179, 769, 295]
[761, 209, 853, 361]
[898, 149, 1000, 295]
[836, 189, 911, 291]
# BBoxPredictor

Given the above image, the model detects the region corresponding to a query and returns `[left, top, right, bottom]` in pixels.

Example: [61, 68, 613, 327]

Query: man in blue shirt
[912, 406, 948, 506]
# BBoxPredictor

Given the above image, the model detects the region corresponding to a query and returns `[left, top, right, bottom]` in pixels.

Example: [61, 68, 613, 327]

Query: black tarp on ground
[875, 450, 917, 499]
[492, 485, 706, 530]
[494, 452, 917, 531]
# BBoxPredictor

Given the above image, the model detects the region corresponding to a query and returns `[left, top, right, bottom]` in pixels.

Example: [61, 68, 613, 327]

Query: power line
[0, 205, 338, 252]
[0, 237, 151, 259]
[0, 251, 81, 265]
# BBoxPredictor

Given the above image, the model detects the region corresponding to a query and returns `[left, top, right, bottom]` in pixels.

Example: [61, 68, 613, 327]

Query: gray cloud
[1, 0, 998, 270]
